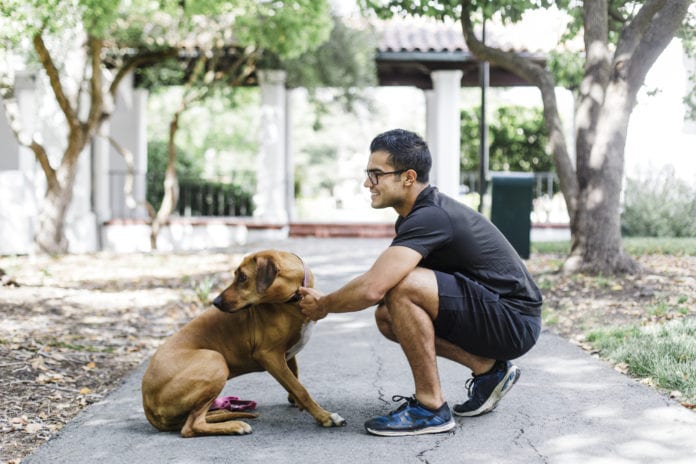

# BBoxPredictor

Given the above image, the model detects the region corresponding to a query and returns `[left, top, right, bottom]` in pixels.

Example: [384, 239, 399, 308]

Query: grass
[586, 320, 696, 403]
[532, 236, 696, 406]
[532, 237, 696, 256]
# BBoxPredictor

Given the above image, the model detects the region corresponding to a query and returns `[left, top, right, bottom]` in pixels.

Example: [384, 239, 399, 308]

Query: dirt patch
[1, 251, 695, 463]
[0, 252, 239, 464]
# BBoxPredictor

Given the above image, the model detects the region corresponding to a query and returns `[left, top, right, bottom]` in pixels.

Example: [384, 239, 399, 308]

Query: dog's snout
[212, 294, 223, 310]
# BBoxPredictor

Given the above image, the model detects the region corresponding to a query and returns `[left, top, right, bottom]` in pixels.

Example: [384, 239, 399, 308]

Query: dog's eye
[237, 272, 247, 284]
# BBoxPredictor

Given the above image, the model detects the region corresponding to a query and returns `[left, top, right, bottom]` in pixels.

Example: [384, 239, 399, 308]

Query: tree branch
[103, 132, 140, 210]
[32, 34, 80, 131]
[622, 0, 691, 95]
[615, 0, 667, 60]
[108, 48, 179, 98]
[459, 0, 578, 218]
[2, 98, 59, 190]
[85, 36, 104, 132]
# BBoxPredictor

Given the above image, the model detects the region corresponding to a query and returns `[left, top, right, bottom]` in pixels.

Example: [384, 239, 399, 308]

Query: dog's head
[212, 250, 312, 313]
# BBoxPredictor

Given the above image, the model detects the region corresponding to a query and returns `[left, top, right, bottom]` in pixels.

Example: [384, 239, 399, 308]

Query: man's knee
[384, 270, 420, 306]
[384, 268, 437, 310]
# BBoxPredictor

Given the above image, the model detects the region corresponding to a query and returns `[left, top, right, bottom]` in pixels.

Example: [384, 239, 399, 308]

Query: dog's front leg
[258, 351, 346, 427]
[286, 356, 300, 408]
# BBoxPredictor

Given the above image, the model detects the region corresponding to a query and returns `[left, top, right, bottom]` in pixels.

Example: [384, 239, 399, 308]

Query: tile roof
[377, 17, 469, 54]
[369, 12, 578, 88]
[374, 13, 570, 56]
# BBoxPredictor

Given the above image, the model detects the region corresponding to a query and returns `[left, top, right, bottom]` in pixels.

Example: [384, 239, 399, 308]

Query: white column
[110, 72, 149, 219]
[430, 70, 463, 198]
[424, 89, 438, 186]
[254, 70, 288, 223]
[285, 88, 297, 222]
[66, 90, 98, 252]
[92, 121, 111, 223]
[133, 88, 149, 218]
[0, 72, 37, 254]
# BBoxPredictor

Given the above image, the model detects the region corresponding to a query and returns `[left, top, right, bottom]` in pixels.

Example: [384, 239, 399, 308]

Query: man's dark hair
[370, 129, 431, 183]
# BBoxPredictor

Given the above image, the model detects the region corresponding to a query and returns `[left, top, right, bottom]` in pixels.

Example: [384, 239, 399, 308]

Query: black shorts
[432, 271, 541, 360]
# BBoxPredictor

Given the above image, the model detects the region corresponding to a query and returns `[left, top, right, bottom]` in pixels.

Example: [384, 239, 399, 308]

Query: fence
[460, 171, 559, 199]
[461, 171, 567, 225]
[108, 171, 562, 222]
[109, 171, 254, 219]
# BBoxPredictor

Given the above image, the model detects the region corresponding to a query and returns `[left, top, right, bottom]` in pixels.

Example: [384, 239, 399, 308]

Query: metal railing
[108, 171, 254, 219]
[461, 171, 559, 199]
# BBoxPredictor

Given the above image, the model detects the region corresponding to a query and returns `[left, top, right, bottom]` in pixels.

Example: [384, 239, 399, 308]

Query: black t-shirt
[391, 186, 542, 316]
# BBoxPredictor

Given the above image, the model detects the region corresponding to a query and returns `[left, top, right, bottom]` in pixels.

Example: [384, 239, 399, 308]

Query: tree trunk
[34, 147, 81, 254]
[149, 113, 181, 250]
[565, 82, 638, 273]
[35, 185, 71, 254]
[564, 0, 691, 274]
[459, 0, 690, 275]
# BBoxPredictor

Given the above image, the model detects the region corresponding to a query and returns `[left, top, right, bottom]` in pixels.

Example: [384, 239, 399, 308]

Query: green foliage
[146, 86, 259, 185]
[460, 105, 551, 172]
[78, 0, 119, 35]
[547, 50, 583, 91]
[146, 140, 202, 180]
[146, 139, 254, 216]
[532, 238, 696, 256]
[238, 0, 333, 63]
[358, 0, 556, 23]
[621, 169, 696, 238]
[587, 319, 696, 403]
[284, 15, 377, 112]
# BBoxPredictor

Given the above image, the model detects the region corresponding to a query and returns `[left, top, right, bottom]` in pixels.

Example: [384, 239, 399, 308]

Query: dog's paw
[233, 421, 253, 435]
[229, 421, 252, 435]
[320, 412, 347, 427]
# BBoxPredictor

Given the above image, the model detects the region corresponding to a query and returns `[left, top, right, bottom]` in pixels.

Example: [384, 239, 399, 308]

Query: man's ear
[255, 256, 278, 293]
[404, 169, 418, 186]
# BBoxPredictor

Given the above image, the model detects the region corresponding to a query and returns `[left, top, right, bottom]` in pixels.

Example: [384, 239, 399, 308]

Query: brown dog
[141, 250, 346, 437]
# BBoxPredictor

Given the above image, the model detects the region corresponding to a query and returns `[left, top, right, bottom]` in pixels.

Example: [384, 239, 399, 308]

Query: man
[299, 129, 542, 437]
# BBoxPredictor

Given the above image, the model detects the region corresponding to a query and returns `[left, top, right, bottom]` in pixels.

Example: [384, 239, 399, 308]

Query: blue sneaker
[453, 360, 520, 417]
[364, 395, 455, 437]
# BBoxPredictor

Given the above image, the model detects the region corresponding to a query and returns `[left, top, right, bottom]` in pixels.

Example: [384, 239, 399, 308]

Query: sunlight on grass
[587, 319, 696, 403]
[531, 237, 696, 256]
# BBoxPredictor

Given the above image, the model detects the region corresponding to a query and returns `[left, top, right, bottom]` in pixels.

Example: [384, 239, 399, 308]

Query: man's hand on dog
[299, 287, 328, 321]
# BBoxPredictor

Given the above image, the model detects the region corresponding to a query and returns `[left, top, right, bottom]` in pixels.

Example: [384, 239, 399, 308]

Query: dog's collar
[286, 258, 309, 304]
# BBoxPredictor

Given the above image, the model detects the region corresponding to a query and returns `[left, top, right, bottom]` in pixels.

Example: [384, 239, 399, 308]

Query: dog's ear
[255, 255, 278, 293]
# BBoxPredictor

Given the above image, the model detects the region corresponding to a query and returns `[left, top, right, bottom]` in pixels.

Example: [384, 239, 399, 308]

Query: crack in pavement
[370, 343, 390, 407]
[416, 426, 459, 463]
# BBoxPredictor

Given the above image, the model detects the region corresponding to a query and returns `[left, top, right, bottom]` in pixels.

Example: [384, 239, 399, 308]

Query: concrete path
[23, 238, 696, 464]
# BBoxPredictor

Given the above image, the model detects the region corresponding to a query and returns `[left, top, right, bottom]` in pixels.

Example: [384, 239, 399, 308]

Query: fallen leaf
[79, 387, 92, 395]
[25, 423, 43, 434]
[30, 356, 47, 371]
[614, 362, 629, 374]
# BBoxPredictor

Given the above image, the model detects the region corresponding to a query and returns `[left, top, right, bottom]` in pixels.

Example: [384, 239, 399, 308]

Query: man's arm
[299, 245, 423, 321]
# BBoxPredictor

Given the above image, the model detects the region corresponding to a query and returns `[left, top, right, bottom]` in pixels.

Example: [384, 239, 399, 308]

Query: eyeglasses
[365, 169, 405, 185]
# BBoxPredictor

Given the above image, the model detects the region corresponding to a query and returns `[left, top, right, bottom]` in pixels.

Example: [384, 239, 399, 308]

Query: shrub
[621, 169, 696, 237]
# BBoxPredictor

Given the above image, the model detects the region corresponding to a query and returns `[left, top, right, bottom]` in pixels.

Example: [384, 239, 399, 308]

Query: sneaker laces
[465, 377, 476, 398]
[389, 395, 417, 413]
[466, 362, 503, 398]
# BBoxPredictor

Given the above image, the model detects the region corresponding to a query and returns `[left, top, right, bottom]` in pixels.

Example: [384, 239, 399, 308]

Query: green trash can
[490, 172, 534, 259]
